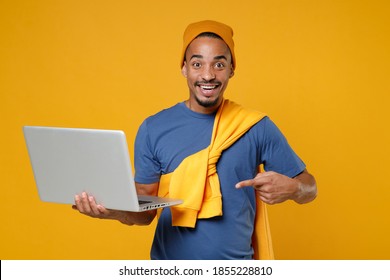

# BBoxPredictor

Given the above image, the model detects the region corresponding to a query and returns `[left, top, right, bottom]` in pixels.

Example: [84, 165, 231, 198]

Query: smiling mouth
[200, 84, 218, 90]
[196, 82, 221, 95]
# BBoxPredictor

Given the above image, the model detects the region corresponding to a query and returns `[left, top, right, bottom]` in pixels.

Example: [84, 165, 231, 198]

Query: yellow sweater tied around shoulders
[158, 99, 274, 260]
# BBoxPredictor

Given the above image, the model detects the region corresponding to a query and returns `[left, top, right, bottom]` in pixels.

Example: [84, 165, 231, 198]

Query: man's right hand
[72, 191, 157, 226]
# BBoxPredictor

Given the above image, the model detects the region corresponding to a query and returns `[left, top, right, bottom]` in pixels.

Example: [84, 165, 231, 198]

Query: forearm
[115, 209, 157, 226]
[292, 170, 317, 204]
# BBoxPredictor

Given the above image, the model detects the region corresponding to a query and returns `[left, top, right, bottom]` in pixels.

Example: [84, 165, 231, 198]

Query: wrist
[292, 177, 317, 204]
[292, 178, 305, 203]
[115, 211, 134, 225]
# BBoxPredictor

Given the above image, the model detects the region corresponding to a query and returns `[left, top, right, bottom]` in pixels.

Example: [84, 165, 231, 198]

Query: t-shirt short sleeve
[134, 120, 161, 184]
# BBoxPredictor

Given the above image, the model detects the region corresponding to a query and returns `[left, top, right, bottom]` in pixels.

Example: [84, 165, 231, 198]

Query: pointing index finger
[235, 179, 256, 189]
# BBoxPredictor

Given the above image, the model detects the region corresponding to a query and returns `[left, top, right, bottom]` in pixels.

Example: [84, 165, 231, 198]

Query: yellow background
[1, 0, 389, 259]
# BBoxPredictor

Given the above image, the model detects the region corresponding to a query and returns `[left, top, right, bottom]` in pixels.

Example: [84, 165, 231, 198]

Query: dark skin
[72, 182, 157, 225]
[72, 36, 317, 224]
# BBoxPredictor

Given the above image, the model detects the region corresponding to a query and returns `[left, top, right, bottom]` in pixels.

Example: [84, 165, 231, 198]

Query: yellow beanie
[180, 20, 236, 69]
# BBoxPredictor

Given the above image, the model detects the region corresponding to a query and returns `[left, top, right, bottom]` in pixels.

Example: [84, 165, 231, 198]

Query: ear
[181, 61, 188, 78]
[229, 65, 235, 78]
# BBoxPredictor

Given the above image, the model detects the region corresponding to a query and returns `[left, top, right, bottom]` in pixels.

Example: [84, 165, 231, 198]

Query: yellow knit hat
[180, 20, 236, 69]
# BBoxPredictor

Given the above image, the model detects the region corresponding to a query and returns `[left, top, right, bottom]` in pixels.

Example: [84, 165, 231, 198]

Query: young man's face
[182, 36, 234, 114]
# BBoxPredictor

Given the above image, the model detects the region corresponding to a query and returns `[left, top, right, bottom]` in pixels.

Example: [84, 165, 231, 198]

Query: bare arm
[72, 182, 159, 226]
[235, 169, 317, 205]
[291, 169, 317, 204]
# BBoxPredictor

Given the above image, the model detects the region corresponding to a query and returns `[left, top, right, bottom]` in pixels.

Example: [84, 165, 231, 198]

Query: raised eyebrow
[190, 54, 203, 60]
[189, 55, 228, 61]
[214, 55, 228, 61]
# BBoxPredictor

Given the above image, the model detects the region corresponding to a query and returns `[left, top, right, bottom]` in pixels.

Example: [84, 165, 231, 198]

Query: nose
[201, 65, 216, 81]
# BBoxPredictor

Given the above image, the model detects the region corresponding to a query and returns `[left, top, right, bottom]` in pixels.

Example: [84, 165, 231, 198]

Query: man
[73, 20, 317, 260]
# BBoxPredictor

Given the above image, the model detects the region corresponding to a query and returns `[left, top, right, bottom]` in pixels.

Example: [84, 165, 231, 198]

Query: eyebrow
[214, 55, 228, 61]
[190, 54, 228, 61]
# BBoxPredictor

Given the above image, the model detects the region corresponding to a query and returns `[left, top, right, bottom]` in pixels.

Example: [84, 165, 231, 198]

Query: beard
[194, 94, 221, 108]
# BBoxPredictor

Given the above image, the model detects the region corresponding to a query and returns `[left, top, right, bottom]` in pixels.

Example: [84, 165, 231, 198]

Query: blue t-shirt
[134, 102, 305, 259]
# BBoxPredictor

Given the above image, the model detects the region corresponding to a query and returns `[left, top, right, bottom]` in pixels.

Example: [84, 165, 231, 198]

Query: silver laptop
[23, 126, 182, 212]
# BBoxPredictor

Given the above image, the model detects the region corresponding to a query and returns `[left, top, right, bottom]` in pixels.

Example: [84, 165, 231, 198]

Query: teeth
[201, 85, 217, 89]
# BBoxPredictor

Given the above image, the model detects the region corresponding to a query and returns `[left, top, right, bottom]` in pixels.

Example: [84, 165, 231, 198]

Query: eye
[192, 62, 201, 69]
[215, 62, 225, 69]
